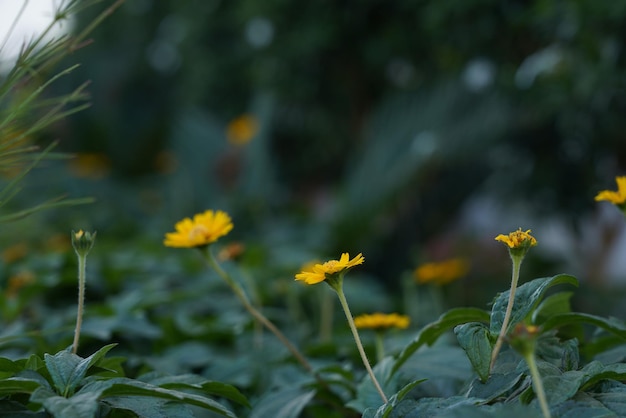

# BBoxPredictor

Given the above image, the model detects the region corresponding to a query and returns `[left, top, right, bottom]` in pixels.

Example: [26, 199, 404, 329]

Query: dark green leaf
[392, 307, 490, 377]
[0, 377, 43, 395]
[249, 387, 316, 418]
[531, 291, 574, 323]
[30, 386, 100, 418]
[542, 313, 626, 342]
[102, 396, 194, 418]
[490, 274, 578, 335]
[466, 372, 526, 402]
[347, 357, 397, 413]
[454, 322, 494, 382]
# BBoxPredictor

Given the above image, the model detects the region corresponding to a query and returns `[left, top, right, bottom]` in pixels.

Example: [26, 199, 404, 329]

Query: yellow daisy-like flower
[164, 210, 233, 248]
[295, 253, 364, 285]
[595, 176, 626, 206]
[495, 228, 537, 249]
[354, 313, 410, 330]
[414, 258, 470, 286]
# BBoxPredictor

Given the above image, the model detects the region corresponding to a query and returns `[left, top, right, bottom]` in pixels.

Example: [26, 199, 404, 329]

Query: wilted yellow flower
[2, 242, 28, 264]
[295, 253, 364, 285]
[354, 313, 410, 330]
[68, 153, 111, 179]
[414, 258, 470, 285]
[218, 242, 245, 261]
[6, 270, 35, 298]
[595, 176, 626, 206]
[495, 228, 537, 249]
[226, 114, 259, 146]
[164, 210, 233, 248]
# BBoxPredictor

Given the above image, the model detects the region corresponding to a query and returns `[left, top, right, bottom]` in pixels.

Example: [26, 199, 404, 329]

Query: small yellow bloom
[414, 258, 469, 285]
[354, 313, 410, 330]
[226, 114, 259, 146]
[495, 228, 537, 249]
[595, 176, 626, 206]
[164, 210, 233, 248]
[295, 253, 364, 285]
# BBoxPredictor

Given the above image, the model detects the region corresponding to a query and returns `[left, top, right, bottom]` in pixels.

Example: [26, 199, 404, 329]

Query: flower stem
[334, 286, 388, 404]
[490, 254, 522, 372]
[524, 351, 551, 418]
[374, 331, 385, 363]
[204, 249, 314, 374]
[72, 253, 87, 354]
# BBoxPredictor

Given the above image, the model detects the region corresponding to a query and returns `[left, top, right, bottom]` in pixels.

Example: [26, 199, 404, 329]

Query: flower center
[188, 224, 210, 241]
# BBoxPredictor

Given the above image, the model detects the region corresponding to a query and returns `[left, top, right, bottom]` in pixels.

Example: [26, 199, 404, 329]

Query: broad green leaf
[84, 378, 237, 417]
[391, 307, 490, 377]
[580, 362, 626, 391]
[101, 396, 194, 418]
[249, 387, 316, 418]
[454, 322, 494, 382]
[435, 403, 544, 418]
[347, 357, 398, 413]
[542, 313, 626, 342]
[0, 357, 22, 374]
[30, 386, 100, 418]
[466, 372, 525, 402]
[0, 377, 43, 395]
[374, 379, 427, 418]
[139, 373, 249, 407]
[592, 383, 626, 417]
[44, 345, 118, 397]
[375, 396, 483, 418]
[531, 291, 574, 323]
[552, 392, 620, 418]
[490, 274, 578, 335]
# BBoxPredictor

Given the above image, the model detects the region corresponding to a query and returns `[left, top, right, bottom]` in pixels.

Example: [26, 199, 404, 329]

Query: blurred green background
[4, 0, 626, 315]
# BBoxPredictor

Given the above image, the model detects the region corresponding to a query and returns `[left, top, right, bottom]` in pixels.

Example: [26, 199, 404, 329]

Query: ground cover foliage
[2, 0, 626, 417]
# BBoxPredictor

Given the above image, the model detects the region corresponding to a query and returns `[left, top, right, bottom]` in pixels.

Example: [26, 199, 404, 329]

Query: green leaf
[0, 376, 44, 395]
[348, 357, 398, 413]
[454, 322, 494, 382]
[374, 379, 427, 418]
[531, 291, 574, 324]
[102, 396, 194, 418]
[88, 378, 237, 417]
[542, 313, 626, 341]
[138, 373, 250, 407]
[490, 274, 578, 335]
[466, 372, 526, 403]
[391, 307, 490, 377]
[30, 386, 100, 418]
[0, 357, 22, 375]
[552, 392, 621, 418]
[580, 362, 626, 391]
[249, 387, 316, 418]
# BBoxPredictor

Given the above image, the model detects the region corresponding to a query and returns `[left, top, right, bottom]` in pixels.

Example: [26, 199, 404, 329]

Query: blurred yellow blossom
[226, 114, 259, 146]
[68, 153, 111, 179]
[6, 270, 35, 298]
[2, 242, 28, 264]
[295, 253, 364, 285]
[354, 313, 410, 330]
[595, 176, 626, 206]
[414, 258, 469, 285]
[164, 210, 233, 248]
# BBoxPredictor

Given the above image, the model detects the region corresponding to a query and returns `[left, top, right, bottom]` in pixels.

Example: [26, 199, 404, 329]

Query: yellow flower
[226, 114, 259, 146]
[495, 228, 537, 249]
[595, 176, 626, 206]
[354, 313, 410, 330]
[414, 258, 469, 285]
[295, 253, 364, 285]
[164, 210, 233, 248]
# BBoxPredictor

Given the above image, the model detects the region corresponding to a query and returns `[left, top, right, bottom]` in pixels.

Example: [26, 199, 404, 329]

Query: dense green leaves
[454, 323, 493, 382]
[490, 274, 579, 335]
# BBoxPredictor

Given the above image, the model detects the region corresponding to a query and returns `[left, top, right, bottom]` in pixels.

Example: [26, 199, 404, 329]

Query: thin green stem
[490, 255, 522, 372]
[374, 331, 385, 363]
[72, 254, 86, 354]
[335, 286, 388, 404]
[524, 352, 551, 418]
[204, 249, 314, 374]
